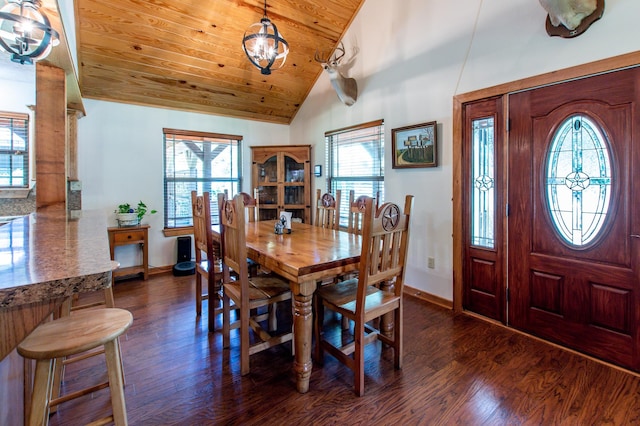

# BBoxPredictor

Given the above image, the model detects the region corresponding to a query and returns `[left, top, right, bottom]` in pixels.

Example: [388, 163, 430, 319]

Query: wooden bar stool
[50, 261, 124, 410]
[18, 308, 133, 426]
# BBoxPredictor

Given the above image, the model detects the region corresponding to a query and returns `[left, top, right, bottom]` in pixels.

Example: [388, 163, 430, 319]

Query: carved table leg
[291, 280, 315, 393]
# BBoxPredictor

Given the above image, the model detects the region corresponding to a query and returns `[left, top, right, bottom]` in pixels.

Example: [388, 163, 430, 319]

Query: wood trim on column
[35, 63, 67, 211]
[67, 110, 80, 181]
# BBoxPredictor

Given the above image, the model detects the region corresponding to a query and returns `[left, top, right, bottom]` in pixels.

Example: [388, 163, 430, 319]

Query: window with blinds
[0, 112, 29, 188]
[164, 128, 242, 228]
[326, 119, 384, 228]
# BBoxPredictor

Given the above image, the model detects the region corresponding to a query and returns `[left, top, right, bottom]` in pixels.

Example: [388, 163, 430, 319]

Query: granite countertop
[0, 209, 114, 308]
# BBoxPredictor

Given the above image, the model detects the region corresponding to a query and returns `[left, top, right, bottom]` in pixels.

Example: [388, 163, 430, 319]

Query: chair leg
[341, 315, 349, 330]
[29, 358, 54, 426]
[207, 274, 216, 332]
[104, 339, 128, 426]
[354, 321, 365, 397]
[222, 293, 231, 349]
[240, 299, 251, 376]
[195, 275, 202, 316]
[394, 305, 402, 369]
[268, 303, 277, 332]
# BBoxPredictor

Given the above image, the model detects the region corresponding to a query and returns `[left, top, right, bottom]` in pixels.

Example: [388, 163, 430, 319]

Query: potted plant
[115, 201, 157, 227]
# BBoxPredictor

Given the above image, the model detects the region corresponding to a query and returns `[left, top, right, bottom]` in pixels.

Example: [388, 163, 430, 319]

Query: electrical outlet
[428, 257, 435, 269]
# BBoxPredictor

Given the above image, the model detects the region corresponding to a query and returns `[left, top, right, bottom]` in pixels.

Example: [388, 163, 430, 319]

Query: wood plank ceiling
[74, 0, 365, 125]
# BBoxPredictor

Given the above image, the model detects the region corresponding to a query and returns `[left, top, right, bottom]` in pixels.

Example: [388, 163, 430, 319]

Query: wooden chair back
[191, 191, 217, 265]
[238, 190, 259, 222]
[315, 189, 341, 230]
[218, 193, 249, 294]
[347, 190, 383, 234]
[347, 190, 368, 235]
[358, 195, 413, 298]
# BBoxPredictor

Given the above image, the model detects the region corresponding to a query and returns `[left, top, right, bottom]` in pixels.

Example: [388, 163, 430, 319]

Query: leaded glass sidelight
[546, 115, 612, 247]
[471, 117, 495, 248]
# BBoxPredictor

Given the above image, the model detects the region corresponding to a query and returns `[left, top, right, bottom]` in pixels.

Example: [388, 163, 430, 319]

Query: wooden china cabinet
[251, 145, 311, 223]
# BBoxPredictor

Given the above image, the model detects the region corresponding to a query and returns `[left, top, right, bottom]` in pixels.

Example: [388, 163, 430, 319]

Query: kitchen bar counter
[0, 209, 114, 360]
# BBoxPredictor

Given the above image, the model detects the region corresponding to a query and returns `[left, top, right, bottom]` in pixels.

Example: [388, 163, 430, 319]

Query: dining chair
[219, 193, 293, 376]
[315, 189, 341, 230]
[191, 191, 223, 332]
[313, 194, 414, 396]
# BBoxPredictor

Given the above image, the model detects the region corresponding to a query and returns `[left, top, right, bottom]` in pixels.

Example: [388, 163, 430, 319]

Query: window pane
[164, 132, 241, 228]
[471, 117, 495, 248]
[546, 115, 612, 246]
[326, 121, 384, 228]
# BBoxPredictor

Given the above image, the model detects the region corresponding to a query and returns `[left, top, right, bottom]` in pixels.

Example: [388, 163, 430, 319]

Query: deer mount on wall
[539, 0, 605, 38]
[314, 42, 358, 106]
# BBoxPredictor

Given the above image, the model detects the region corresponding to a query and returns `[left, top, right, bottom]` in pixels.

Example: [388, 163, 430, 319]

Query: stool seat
[19, 308, 133, 359]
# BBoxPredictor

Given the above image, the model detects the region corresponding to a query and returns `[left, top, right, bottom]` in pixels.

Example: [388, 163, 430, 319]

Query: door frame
[452, 51, 640, 313]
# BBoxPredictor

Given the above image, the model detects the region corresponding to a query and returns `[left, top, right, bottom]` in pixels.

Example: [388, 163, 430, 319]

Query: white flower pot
[116, 212, 139, 227]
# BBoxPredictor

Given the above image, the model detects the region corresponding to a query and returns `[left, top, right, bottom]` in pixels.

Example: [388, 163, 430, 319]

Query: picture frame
[392, 121, 438, 168]
[314, 164, 322, 177]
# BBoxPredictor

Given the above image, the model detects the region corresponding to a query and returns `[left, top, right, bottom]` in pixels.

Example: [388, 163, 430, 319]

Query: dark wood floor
[48, 273, 640, 425]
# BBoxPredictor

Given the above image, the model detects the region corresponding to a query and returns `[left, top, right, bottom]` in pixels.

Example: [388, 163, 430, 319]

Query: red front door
[508, 67, 640, 370]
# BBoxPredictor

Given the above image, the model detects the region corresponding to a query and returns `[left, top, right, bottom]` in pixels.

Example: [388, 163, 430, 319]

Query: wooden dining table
[212, 220, 362, 393]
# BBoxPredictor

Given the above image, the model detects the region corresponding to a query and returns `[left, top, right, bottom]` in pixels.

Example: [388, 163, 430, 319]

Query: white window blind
[326, 119, 384, 228]
[164, 128, 242, 228]
[0, 112, 29, 188]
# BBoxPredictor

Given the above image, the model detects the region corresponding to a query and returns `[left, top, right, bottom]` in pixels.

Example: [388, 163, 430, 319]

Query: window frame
[0, 111, 29, 189]
[163, 128, 242, 230]
[325, 119, 385, 229]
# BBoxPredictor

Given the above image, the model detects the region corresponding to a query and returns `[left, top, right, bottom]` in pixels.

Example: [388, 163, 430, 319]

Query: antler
[332, 42, 345, 63]
[314, 42, 346, 64]
[314, 49, 330, 64]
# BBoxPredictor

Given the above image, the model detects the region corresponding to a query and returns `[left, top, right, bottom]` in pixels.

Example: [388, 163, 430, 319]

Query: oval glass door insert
[546, 115, 612, 247]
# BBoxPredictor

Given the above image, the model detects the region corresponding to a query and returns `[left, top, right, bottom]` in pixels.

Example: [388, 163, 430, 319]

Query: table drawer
[113, 230, 145, 243]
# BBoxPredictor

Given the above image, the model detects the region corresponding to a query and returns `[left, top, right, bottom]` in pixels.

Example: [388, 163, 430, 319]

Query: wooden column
[35, 63, 67, 211]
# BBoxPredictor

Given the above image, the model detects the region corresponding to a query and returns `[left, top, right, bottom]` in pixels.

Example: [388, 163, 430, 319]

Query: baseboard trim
[150, 265, 174, 276]
[403, 285, 453, 310]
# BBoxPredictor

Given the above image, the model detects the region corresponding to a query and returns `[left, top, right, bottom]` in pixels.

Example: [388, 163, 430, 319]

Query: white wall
[290, 0, 640, 301]
[78, 100, 290, 268]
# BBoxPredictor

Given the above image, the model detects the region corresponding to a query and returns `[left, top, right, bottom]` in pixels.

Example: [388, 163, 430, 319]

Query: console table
[108, 224, 149, 280]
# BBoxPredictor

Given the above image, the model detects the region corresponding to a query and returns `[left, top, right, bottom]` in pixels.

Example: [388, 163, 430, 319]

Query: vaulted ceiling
[74, 0, 366, 125]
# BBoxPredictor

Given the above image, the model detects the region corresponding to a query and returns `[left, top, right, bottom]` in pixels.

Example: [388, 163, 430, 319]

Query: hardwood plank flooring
[48, 274, 640, 425]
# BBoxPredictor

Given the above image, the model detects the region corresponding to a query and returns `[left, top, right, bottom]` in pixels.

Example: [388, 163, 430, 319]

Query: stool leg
[50, 298, 72, 414]
[104, 286, 127, 386]
[104, 286, 116, 308]
[104, 339, 128, 426]
[29, 358, 53, 426]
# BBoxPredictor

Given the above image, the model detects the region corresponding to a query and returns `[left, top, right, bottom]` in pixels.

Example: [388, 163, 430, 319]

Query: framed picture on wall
[391, 121, 437, 168]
